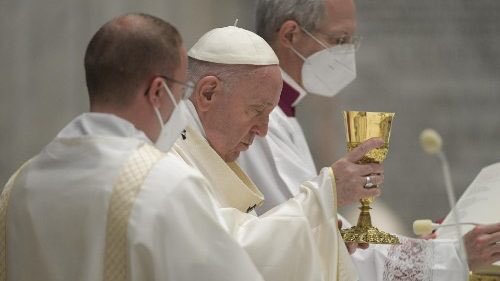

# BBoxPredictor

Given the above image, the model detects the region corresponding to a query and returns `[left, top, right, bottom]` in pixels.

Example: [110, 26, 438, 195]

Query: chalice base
[469, 265, 500, 281]
[340, 224, 400, 244]
[469, 273, 500, 281]
[340, 202, 400, 244]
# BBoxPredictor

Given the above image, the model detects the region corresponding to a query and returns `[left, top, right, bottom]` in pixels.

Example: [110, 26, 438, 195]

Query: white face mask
[291, 31, 357, 97]
[153, 81, 188, 152]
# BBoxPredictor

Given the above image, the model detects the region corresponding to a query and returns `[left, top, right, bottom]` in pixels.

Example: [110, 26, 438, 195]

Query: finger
[485, 231, 500, 245]
[481, 250, 500, 267]
[479, 223, 500, 235]
[346, 242, 357, 254]
[358, 243, 369, 250]
[357, 163, 384, 176]
[362, 174, 384, 187]
[489, 252, 500, 264]
[338, 219, 343, 229]
[346, 138, 385, 163]
[360, 186, 382, 198]
[487, 243, 500, 256]
[467, 224, 500, 244]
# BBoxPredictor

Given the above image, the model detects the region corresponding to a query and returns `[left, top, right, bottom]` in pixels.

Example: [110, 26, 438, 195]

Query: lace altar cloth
[383, 237, 434, 281]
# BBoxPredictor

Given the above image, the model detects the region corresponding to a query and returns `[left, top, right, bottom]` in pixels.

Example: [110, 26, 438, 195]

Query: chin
[223, 151, 241, 163]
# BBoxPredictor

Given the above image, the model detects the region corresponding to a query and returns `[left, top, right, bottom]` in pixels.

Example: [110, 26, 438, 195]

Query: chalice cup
[340, 111, 400, 244]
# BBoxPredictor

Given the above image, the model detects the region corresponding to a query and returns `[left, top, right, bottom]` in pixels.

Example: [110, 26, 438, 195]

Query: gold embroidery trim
[103, 144, 164, 281]
[0, 159, 33, 281]
[328, 167, 342, 281]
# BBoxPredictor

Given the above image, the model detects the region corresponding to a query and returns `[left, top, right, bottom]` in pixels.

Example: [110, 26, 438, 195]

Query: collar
[175, 102, 264, 212]
[279, 70, 308, 117]
[176, 126, 264, 213]
[57, 112, 152, 144]
[281, 69, 307, 107]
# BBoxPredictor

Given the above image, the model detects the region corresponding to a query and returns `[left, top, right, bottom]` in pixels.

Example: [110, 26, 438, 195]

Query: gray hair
[187, 57, 261, 94]
[255, 0, 326, 44]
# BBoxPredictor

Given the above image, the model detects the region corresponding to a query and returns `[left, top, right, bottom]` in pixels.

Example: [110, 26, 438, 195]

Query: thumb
[361, 186, 382, 198]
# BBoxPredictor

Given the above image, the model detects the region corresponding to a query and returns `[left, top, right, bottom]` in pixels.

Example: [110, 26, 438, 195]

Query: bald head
[84, 13, 182, 108]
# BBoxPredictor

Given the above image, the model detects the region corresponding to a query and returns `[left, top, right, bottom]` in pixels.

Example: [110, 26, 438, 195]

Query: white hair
[255, 0, 326, 44]
[187, 57, 261, 94]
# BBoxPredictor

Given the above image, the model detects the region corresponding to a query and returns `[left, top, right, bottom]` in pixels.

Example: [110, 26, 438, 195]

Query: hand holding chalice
[339, 111, 400, 245]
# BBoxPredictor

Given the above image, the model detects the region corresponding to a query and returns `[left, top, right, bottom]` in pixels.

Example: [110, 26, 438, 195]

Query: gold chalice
[340, 111, 400, 244]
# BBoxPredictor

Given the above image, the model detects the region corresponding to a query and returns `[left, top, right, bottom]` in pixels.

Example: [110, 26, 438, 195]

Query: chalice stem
[341, 111, 399, 244]
[356, 198, 373, 228]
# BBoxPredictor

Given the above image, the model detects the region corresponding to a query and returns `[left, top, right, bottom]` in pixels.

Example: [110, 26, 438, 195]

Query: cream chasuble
[1, 113, 265, 281]
[172, 126, 264, 213]
[170, 104, 358, 281]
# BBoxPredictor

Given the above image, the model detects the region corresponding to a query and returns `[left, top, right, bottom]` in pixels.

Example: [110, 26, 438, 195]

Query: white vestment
[238, 70, 468, 281]
[439, 162, 500, 275]
[2, 113, 264, 281]
[170, 101, 358, 281]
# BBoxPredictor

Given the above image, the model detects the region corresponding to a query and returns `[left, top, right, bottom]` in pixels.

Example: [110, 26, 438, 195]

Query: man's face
[293, 0, 356, 77]
[203, 65, 282, 162]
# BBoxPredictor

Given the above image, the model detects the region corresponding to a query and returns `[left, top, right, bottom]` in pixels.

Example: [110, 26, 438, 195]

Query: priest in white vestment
[0, 14, 265, 281]
[439, 163, 500, 277]
[238, 0, 500, 280]
[169, 26, 376, 281]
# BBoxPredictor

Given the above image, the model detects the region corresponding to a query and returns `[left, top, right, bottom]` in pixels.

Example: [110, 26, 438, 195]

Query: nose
[251, 118, 269, 137]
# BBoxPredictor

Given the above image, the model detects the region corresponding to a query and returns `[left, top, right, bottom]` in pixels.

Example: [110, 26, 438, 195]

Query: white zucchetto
[188, 26, 279, 65]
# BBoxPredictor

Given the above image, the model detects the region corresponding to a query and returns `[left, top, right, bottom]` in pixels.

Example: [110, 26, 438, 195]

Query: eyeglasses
[300, 27, 362, 51]
[159, 75, 195, 100]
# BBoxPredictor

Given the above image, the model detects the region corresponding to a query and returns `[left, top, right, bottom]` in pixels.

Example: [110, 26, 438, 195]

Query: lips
[239, 136, 254, 150]
[238, 140, 253, 151]
[243, 136, 254, 146]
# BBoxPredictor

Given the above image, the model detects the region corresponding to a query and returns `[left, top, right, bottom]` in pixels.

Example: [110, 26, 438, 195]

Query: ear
[278, 20, 302, 49]
[193, 75, 222, 112]
[145, 77, 165, 108]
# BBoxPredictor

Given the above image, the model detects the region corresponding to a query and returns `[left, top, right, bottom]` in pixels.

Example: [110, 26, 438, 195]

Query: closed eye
[251, 105, 266, 115]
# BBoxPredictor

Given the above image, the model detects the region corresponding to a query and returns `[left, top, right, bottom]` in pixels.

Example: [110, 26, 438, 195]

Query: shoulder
[149, 152, 207, 186]
[136, 152, 220, 221]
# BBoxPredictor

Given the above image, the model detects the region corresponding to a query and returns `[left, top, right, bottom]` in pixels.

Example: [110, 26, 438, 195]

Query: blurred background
[1, 0, 499, 236]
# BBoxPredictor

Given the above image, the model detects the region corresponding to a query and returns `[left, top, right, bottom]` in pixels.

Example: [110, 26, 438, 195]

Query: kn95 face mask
[290, 29, 357, 97]
[153, 80, 189, 152]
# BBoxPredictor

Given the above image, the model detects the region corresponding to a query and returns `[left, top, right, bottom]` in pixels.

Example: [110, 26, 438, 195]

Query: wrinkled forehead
[232, 65, 282, 106]
[318, 0, 356, 35]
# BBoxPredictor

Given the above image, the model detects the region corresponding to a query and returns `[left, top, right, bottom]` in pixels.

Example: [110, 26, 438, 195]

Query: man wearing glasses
[239, 0, 500, 279]
[1, 13, 265, 281]
[240, 0, 383, 249]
